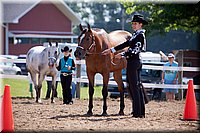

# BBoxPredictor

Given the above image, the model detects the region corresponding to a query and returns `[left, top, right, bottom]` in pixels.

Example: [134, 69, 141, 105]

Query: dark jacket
[114, 29, 146, 60]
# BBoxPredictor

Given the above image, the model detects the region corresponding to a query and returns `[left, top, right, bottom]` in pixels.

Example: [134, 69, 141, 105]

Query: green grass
[0, 78, 103, 99]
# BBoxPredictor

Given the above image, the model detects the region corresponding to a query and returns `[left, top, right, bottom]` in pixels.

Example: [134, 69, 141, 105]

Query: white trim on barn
[9, 30, 74, 35]
[9, 33, 78, 39]
[13, 1, 40, 23]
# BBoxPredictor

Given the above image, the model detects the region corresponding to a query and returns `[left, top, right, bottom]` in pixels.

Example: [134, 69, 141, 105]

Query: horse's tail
[26, 50, 33, 71]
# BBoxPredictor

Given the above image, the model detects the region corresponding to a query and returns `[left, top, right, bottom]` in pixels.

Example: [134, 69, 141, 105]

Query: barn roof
[3, 0, 81, 25]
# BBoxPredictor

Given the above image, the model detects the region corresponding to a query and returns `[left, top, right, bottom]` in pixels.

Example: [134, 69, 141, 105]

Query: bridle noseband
[48, 50, 59, 67]
[48, 57, 57, 62]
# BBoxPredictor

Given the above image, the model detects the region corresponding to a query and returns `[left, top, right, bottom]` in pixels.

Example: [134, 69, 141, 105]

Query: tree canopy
[122, 2, 200, 36]
[66, 1, 199, 37]
[65, 1, 133, 34]
[65, 1, 199, 52]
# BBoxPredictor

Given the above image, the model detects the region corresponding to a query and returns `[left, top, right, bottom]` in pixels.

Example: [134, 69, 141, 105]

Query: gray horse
[26, 42, 60, 103]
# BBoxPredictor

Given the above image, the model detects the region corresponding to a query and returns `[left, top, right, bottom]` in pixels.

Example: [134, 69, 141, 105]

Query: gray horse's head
[47, 42, 60, 68]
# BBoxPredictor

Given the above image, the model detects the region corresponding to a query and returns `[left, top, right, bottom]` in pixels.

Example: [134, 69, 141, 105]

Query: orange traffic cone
[183, 80, 198, 120]
[1, 85, 14, 132]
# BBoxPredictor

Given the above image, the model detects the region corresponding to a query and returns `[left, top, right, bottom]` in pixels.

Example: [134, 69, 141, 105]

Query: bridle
[48, 49, 60, 67]
[77, 34, 99, 55]
[48, 57, 57, 62]
[77, 30, 118, 66]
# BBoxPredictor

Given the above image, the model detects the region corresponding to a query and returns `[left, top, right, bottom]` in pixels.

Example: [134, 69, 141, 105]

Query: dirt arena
[12, 97, 199, 132]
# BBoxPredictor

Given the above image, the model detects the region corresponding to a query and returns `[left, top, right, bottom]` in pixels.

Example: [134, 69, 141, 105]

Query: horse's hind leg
[30, 72, 41, 103]
[113, 70, 125, 115]
[119, 89, 125, 115]
[37, 73, 45, 103]
[102, 85, 108, 116]
[102, 72, 109, 116]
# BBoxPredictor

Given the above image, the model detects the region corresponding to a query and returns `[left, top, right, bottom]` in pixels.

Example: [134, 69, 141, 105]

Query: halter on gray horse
[26, 42, 60, 103]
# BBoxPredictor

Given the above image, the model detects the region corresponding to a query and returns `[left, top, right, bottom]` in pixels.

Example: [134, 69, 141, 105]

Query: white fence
[0, 59, 200, 90]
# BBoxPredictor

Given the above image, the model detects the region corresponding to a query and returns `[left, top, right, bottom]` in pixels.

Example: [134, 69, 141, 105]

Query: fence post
[177, 50, 184, 100]
[76, 63, 81, 99]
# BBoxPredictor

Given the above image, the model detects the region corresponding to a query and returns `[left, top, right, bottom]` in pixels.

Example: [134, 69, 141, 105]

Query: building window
[40, 38, 47, 44]
[63, 38, 71, 43]
[20, 38, 30, 44]
[31, 38, 40, 44]
[9, 37, 31, 44]
[8, 37, 77, 44]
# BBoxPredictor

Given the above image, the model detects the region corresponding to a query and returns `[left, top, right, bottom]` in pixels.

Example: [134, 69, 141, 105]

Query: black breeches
[127, 59, 145, 117]
[60, 74, 72, 103]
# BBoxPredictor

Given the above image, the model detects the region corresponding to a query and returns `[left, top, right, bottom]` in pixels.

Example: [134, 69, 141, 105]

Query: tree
[122, 2, 200, 36]
[65, 1, 133, 34]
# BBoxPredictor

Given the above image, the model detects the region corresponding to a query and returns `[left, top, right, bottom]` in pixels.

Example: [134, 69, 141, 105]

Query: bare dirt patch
[12, 98, 199, 132]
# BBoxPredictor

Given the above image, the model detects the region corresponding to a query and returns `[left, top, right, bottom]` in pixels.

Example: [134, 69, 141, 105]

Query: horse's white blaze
[80, 33, 85, 43]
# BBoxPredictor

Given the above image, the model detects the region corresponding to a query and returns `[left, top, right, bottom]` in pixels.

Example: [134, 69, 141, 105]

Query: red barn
[2, 0, 81, 55]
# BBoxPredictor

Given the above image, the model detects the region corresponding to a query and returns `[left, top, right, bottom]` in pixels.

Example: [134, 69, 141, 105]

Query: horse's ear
[55, 42, 58, 47]
[79, 24, 83, 31]
[49, 42, 52, 47]
[87, 22, 91, 31]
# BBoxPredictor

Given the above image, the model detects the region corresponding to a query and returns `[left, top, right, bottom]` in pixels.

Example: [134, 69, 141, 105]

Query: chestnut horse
[74, 24, 132, 115]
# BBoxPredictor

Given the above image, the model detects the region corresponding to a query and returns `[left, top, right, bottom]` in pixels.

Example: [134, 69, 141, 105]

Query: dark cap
[131, 14, 148, 25]
[61, 46, 71, 52]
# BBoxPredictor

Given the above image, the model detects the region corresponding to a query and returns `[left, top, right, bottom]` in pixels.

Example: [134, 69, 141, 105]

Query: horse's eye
[55, 51, 57, 55]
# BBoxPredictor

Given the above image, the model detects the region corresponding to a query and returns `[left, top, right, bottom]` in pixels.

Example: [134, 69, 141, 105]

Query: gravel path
[12, 98, 199, 132]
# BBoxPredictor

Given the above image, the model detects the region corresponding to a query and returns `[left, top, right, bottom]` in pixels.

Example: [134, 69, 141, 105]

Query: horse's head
[74, 23, 96, 59]
[47, 42, 60, 68]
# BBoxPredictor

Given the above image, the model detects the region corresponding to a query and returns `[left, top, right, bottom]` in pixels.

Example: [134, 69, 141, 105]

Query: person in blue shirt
[161, 53, 179, 101]
[57, 46, 76, 105]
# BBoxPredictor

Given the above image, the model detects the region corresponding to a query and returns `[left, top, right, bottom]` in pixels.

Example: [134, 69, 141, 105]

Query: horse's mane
[92, 28, 104, 32]
[92, 28, 107, 35]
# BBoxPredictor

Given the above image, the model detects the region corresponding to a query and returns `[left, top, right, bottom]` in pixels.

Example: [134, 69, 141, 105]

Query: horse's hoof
[51, 100, 55, 103]
[86, 111, 93, 116]
[36, 99, 42, 104]
[101, 112, 108, 116]
[118, 110, 125, 116]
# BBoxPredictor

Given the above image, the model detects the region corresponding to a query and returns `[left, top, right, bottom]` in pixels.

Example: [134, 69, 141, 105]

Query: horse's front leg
[87, 72, 95, 116]
[51, 76, 56, 103]
[102, 73, 109, 116]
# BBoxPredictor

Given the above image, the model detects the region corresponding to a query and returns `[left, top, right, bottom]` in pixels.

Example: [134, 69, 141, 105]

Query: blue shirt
[163, 61, 178, 81]
[60, 57, 73, 73]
